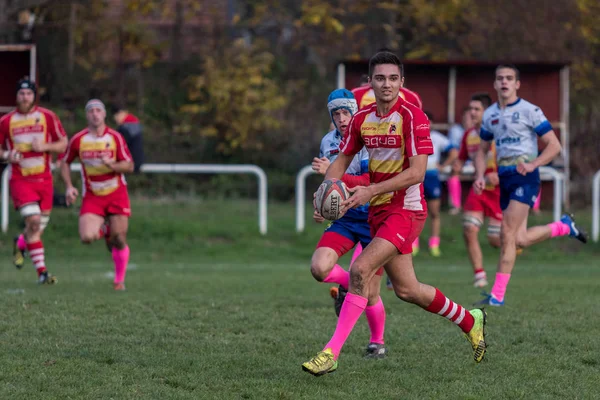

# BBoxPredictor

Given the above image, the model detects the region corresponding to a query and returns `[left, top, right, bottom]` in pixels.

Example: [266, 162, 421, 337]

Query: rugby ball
[315, 179, 349, 221]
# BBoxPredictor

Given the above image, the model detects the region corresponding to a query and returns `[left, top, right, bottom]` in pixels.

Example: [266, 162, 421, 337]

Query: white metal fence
[2, 163, 268, 235]
[295, 164, 565, 233]
[592, 169, 600, 242]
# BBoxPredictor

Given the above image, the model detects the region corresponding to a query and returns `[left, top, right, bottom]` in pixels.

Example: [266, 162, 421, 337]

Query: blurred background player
[453, 93, 501, 288]
[310, 89, 387, 358]
[0, 78, 68, 284]
[412, 111, 458, 257]
[112, 104, 145, 173]
[447, 106, 474, 215]
[474, 65, 587, 306]
[302, 52, 486, 376]
[61, 99, 134, 291]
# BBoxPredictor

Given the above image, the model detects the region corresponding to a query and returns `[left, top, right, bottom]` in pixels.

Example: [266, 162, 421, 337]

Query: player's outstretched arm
[324, 153, 352, 181]
[532, 130, 561, 169]
[474, 140, 491, 181]
[60, 159, 74, 189]
[41, 136, 68, 154]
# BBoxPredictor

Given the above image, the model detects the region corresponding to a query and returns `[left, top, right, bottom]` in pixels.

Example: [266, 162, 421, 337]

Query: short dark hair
[368, 51, 404, 78]
[424, 111, 434, 121]
[110, 103, 125, 114]
[470, 92, 493, 109]
[495, 64, 520, 81]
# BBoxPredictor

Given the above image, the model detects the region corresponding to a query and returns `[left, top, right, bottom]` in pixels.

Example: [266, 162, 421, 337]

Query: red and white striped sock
[27, 241, 47, 275]
[426, 288, 474, 333]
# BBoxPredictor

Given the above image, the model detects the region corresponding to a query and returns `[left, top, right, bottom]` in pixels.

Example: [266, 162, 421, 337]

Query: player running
[474, 65, 587, 306]
[413, 112, 458, 257]
[60, 99, 134, 291]
[302, 52, 487, 376]
[453, 93, 501, 288]
[311, 89, 387, 359]
[0, 78, 68, 284]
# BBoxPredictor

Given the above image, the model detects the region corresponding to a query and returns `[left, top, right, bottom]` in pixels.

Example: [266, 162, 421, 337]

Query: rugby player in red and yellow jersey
[302, 52, 487, 376]
[454, 93, 502, 289]
[0, 78, 68, 284]
[60, 99, 134, 291]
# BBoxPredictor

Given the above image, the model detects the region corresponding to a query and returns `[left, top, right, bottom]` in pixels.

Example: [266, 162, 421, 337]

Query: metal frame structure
[2, 163, 269, 235]
[592, 169, 600, 242]
[295, 164, 564, 233]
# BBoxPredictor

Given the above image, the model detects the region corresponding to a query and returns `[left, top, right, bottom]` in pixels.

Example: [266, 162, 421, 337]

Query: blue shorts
[423, 171, 441, 200]
[499, 170, 540, 210]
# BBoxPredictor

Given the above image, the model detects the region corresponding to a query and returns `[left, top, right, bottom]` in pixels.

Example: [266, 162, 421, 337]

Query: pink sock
[112, 245, 130, 284]
[428, 236, 440, 247]
[548, 221, 570, 238]
[365, 297, 386, 344]
[490, 272, 511, 302]
[17, 234, 26, 251]
[324, 293, 368, 359]
[533, 188, 541, 211]
[448, 176, 462, 209]
[323, 264, 350, 289]
[412, 237, 419, 249]
[350, 243, 363, 266]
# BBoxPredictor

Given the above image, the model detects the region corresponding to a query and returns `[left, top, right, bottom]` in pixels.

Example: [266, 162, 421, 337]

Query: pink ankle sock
[448, 176, 462, 208]
[412, 237, 419, 249]
[548, 221, 570, 238]
[324, 293, 368, 359]
[17, 234, 26, 251]
[428, 236, 440, 248]
[350, 243, 363, 266]
[112, 245, 130, 284]
[490, 272, 511, 302]
[365, 297, 386, 344]
[323, 264, 349, 289]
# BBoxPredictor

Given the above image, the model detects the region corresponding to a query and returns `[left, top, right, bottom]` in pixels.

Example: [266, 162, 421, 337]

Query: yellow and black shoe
[38, 271, 57, 285]
[302, 348, 338, 376]
[465, 308, 487, 363]
[13, 237, 25, 269]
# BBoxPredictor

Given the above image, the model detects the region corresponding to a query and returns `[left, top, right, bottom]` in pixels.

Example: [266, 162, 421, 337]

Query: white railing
[295, 165, 317, 232]
[295, 164, 565, 233]
[592, 169, 600, 242]
[2, 163, 268, 235]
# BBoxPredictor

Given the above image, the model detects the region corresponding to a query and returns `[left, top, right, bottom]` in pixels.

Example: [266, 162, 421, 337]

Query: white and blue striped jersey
[480, 98, 552, 175]
[427, 130, 454, 171]
[319, 129, 369, 219]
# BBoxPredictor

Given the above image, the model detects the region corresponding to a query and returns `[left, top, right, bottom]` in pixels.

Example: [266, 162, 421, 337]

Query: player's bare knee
[393, 285, 417, 303]
[515, 235, 529, 249]
[25, 215, 42, 235]
[310, 260, 330, 282]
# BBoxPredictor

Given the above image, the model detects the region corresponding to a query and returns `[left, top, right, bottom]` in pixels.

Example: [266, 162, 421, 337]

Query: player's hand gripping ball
[314, 178, 349, 221]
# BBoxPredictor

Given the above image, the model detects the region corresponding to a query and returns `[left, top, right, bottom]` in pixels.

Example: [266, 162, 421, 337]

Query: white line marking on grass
[6, 288, 25, 294]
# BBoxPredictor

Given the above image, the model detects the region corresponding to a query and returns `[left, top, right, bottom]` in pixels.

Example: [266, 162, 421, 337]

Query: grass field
[1, 199, 599, 399]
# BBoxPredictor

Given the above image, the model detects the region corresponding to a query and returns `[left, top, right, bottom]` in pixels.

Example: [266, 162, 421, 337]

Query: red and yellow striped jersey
[458, 127, 499, 191]
[340, 98, 433, 213]
[0, 107, 67, 180]
[64, 127, 132, 196]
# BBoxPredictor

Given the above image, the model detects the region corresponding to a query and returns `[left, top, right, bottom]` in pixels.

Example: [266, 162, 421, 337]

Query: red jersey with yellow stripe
[352, 85, 423, 110]
[340, 98, 433, 214]
[0, 107, 67, 181]
[458, 127, 499, 192]
[64, 127, 132, 196]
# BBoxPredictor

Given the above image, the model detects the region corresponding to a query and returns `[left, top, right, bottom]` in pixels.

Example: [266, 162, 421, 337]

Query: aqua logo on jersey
[496, 136, 521, 146]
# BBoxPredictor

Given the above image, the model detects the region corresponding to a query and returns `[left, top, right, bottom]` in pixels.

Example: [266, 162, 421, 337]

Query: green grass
[1, 199, 599, 399]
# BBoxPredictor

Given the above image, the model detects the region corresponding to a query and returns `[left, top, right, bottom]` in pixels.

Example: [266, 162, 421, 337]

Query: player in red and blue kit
[310, 88, 387, 359]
